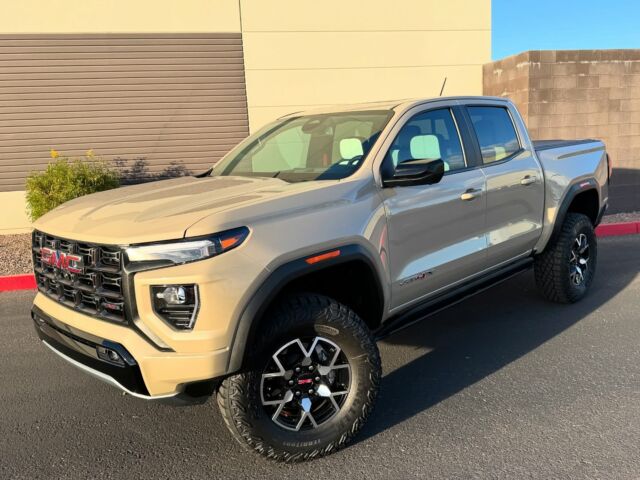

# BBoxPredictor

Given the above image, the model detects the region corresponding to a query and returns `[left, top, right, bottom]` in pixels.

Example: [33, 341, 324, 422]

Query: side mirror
[382, 158, 445, 188]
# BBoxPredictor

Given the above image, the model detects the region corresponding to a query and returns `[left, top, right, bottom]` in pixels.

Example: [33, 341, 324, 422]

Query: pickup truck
[30, 96, 610, 462]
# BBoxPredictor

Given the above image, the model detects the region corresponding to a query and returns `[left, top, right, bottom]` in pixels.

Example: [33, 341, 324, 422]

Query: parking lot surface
[1, 235, 639, 479]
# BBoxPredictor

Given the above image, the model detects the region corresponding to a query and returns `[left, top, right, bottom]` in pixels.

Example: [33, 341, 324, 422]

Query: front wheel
[534, 212, 598, 303]
[217, 294, 381, 462]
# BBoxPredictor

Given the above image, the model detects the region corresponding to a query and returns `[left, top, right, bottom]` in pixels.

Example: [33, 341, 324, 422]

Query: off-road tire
[534, 212, 597, 303]
[217, 293, 381, 462]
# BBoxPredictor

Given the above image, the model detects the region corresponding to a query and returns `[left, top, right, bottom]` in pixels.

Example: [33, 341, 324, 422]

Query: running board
[374, 257, 533, 340]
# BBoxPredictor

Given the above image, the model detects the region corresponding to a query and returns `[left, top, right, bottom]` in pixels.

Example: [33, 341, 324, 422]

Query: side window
[386, 108, 466, 173]
[467, 106, 520, 164]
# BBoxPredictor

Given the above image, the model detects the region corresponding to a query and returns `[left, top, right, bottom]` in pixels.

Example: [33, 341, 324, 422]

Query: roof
[278, 96, 511, 119]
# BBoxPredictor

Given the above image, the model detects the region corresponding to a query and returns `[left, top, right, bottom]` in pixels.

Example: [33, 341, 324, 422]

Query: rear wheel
[534, 212, 597, 303]
[217, 294, 381, 462]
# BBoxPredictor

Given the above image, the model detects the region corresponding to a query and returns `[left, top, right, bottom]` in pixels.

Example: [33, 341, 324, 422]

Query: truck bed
[533, 139, 598, 152]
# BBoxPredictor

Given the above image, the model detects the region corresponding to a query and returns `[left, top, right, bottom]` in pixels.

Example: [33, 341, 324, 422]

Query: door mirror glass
[382, 158, 445, 187]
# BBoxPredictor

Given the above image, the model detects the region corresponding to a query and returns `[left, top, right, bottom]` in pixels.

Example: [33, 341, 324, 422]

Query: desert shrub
[25, 150, 120, 220]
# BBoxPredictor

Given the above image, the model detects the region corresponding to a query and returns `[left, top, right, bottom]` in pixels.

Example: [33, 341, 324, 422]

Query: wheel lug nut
[308, 389, 314, 395]
[288, 380, 294, 385]
[295, 367, 301, 373]
[308, 365, 314, 371]
[295, 391, 301, 396]
[314, 376, 320, 382]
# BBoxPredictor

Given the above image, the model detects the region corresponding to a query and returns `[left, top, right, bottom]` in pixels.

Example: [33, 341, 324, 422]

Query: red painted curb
[0, 273, 36, 292]
[595, 221, 640, 237]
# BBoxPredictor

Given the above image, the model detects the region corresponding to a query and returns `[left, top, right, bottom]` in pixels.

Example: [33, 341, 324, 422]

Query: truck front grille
[32, 231, 128, 324]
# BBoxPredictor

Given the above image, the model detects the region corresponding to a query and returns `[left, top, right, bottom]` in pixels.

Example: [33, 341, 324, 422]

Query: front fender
[225, 244, 387, 374]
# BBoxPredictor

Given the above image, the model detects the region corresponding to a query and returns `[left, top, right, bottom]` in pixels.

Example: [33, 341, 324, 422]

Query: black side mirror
[382, 158, 445, 188]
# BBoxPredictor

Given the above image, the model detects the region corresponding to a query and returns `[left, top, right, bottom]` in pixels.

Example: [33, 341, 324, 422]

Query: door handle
[520, 175, 537, 186]
[460, 188, 481, 201]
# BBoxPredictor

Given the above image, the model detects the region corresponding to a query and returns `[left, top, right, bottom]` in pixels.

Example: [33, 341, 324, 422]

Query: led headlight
[125, 227, 249, 267]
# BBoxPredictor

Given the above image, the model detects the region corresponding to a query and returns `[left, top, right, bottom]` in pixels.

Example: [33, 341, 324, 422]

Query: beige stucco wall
[1, 0, 241, 33]
[241, 0, 491, 131]
[0, 191, 31, 234]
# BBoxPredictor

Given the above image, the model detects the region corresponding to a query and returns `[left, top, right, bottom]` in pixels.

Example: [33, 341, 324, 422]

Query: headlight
[125, 227, 249, 267]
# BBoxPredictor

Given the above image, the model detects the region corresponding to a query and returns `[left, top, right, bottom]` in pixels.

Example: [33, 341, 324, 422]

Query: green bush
[25, 150, 120, 221]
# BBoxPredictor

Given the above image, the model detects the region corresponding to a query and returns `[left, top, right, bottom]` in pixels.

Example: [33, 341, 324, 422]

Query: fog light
[155, 286, 187, 305]
[151, 284, 199, 330]
[97, 345, 125, 366]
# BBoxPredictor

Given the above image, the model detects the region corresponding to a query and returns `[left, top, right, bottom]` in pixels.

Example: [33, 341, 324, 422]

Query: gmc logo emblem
[40, 247, 84, 274]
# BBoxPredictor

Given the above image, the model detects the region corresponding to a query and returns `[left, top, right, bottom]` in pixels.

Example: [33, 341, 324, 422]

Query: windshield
[212, 110, 393, 183]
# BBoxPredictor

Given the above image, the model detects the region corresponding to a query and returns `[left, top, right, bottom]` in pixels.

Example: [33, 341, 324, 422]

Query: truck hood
[34, 175, 332, 244]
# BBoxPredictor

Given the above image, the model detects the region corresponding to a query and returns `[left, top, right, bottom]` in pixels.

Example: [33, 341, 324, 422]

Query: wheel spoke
[295, 411, 314, 431]
[264, 389, 294, 407]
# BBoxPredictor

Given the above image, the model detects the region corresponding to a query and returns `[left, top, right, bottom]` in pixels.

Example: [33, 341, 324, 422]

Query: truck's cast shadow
[357, 237, 638, 443]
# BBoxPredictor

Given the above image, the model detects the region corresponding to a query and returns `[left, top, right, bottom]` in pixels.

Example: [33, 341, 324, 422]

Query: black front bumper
[32, 305, 150, 396]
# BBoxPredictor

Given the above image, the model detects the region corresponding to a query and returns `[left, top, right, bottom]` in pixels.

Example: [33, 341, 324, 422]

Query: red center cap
[297, 378, 313, 385]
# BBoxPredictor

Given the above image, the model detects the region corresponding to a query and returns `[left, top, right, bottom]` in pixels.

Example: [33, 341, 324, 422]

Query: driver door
[381, 106, 488, 311]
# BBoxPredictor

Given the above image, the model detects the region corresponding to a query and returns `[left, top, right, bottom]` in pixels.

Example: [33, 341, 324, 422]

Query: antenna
[439, 77, 447, 97]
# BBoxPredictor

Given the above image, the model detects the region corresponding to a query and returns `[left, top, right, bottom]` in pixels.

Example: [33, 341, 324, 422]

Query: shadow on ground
[357, 236, 639, 442]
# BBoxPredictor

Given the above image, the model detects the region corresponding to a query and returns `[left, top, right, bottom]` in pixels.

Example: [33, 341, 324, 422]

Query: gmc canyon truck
[31, 97, 610, 462]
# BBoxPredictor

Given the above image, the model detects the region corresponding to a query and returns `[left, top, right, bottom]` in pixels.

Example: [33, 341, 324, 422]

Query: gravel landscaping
[601, 210, 640, 223]
[0, 210, 638, 277]
[0, 233, 32, 276]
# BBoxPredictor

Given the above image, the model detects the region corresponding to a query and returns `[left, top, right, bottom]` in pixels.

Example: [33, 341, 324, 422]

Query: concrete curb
[1, 222, 639, 293]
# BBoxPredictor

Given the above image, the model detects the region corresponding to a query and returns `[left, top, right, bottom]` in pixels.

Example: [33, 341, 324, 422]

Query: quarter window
[386, 109, 466, 173]
[468, 106, 520, 164]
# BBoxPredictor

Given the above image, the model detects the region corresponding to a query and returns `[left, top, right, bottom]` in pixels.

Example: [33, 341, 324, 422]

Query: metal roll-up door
[0, 33, 249, 191]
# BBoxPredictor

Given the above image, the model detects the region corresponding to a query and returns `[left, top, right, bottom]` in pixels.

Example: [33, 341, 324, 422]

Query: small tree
[25, 150, 120, 221]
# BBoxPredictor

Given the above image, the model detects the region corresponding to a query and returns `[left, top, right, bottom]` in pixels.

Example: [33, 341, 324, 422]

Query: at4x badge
[40, 247, 84, 274]
[399, 270, 433, 287]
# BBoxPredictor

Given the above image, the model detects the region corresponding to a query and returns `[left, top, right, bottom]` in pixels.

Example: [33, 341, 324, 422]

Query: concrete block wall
[484, 50, 640, 214]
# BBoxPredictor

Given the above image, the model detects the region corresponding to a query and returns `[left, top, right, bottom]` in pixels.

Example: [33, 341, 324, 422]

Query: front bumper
[33, 294, 231, 397]
[33, 305, 159, 398]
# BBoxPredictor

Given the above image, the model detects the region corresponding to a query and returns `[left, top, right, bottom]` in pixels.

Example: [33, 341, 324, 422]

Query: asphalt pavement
[1, 235, 639, 479]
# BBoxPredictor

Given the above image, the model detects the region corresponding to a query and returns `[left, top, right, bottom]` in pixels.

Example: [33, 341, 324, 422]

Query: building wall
[484, 50, 640, 214]
[0, 1, 245, 233]
[0, 0, 241, 33]
[0, 0, 491, 234]
[241, 0, 491, 131]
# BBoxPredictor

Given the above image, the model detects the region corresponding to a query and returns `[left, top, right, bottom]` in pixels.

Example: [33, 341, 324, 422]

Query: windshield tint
[212, 110, 393, 182]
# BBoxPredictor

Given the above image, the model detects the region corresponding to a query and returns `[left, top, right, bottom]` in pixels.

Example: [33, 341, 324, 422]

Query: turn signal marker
[305, 249, 341, 265]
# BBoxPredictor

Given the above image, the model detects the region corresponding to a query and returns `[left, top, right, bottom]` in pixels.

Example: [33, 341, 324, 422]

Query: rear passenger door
[463, 102, 545, 267]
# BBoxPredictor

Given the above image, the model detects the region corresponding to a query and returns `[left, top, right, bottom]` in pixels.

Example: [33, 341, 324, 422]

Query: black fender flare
[225, 244, 385, 373]
[550, 178, 601, 242]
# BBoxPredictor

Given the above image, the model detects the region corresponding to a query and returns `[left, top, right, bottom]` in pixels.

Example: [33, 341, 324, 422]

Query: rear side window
[468, 106, 520, 164]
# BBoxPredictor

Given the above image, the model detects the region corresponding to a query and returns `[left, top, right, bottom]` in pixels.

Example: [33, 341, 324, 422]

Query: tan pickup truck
[31, 96, 610, 462]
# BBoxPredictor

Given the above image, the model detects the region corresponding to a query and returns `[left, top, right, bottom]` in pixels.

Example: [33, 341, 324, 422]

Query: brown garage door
[0, 33, 249, 191]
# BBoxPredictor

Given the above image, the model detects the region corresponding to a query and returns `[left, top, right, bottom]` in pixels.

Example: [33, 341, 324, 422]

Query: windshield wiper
[194, 167, 213, 178]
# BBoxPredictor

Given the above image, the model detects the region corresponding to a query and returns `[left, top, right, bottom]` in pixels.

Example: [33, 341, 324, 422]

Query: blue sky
[493, 0, 640, 59]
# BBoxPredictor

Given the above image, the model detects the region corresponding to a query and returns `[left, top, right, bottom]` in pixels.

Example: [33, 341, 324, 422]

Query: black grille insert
[32, 231, 127, 324]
